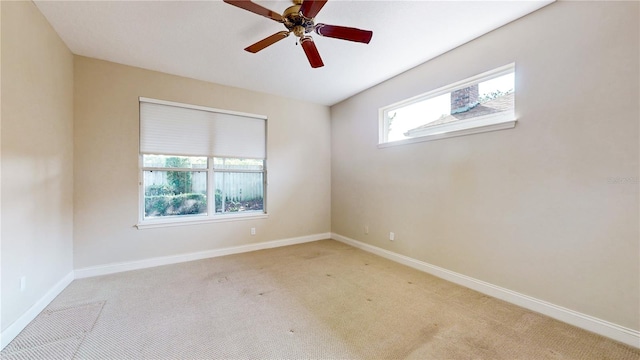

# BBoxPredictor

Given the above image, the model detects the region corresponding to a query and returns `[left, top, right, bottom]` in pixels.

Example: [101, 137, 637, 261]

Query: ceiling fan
[223, 0, 373, 68]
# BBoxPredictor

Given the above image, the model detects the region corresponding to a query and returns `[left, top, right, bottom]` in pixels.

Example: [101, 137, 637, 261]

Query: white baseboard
[75, 233, 331, 279]
[1, 233, 330, 351]
[5, 234, 637, 350]
[331, 233, 640, 349]
[1, 271, 75, 350]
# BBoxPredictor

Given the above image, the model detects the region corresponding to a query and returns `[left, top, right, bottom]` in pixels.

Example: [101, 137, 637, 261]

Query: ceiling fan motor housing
[282, 5, 315, 37]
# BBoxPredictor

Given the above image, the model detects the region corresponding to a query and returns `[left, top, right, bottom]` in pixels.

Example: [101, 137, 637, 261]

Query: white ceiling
[34, 0, 553, 106]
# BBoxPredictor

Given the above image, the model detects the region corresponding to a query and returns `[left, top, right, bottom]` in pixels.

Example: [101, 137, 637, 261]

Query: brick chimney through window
[451, 84, 479, 114]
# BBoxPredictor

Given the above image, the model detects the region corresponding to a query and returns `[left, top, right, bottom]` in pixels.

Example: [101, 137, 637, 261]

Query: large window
[138, 98, 267, 228]
[380, 63, 516, 146]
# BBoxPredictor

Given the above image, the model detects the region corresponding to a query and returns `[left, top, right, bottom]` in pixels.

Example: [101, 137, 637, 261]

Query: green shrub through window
[142, 155, 264, 219]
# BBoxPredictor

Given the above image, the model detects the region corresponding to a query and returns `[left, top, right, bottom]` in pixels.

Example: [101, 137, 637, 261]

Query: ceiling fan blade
[299, 0, 328, 19]
[223, 0, 283, 22]
[244, 31, 290, 53]
[300, 36, 324, 68]
[315, 23, 373, 44]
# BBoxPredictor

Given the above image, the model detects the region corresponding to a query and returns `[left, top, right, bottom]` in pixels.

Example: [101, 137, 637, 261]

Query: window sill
[378, 114, 517, 148]
[136, 212, 268, 230]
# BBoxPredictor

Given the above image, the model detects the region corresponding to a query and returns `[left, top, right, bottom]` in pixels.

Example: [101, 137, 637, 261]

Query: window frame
[136, 98, 268, 229]
[138, 155, 267, 229]
[212, 157, 266, 216]
[378, 63, 517, 148]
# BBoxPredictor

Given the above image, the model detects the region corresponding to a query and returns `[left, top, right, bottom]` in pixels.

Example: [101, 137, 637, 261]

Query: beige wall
[1, 1, 74, 331]
[1, 0, 637, 341]
[330, 1, 639, 330]
[73, 56, 331, 269]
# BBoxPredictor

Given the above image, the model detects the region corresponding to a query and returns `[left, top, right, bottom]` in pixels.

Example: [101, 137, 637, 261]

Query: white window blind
[140, 98, 266, 159]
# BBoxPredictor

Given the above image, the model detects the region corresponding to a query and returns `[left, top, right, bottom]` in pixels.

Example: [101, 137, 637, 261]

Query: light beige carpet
[2, 240, 639, 359]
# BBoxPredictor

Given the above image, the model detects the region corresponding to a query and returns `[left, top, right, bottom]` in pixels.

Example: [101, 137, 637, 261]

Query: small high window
[379, 64, 516, 146]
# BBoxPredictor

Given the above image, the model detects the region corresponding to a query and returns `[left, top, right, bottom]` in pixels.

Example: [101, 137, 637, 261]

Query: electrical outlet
[20, 276, 26, 292]
[389, 232, 395, 241]
[250, 227, 256, 236]
[364, 225, 369, 235]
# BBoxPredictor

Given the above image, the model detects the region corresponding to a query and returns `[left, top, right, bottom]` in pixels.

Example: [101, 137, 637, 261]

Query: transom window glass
[380, 63, 516, 146]
[138, 98, 267, 227]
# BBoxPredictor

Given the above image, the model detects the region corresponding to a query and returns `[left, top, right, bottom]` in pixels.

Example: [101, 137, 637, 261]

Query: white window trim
[377, 112, 516, 148]
[379, 63, 516, 147]
[136, 212, 268, 230]
[136, 156, 268, 229]
[137, 98, 268, 229]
